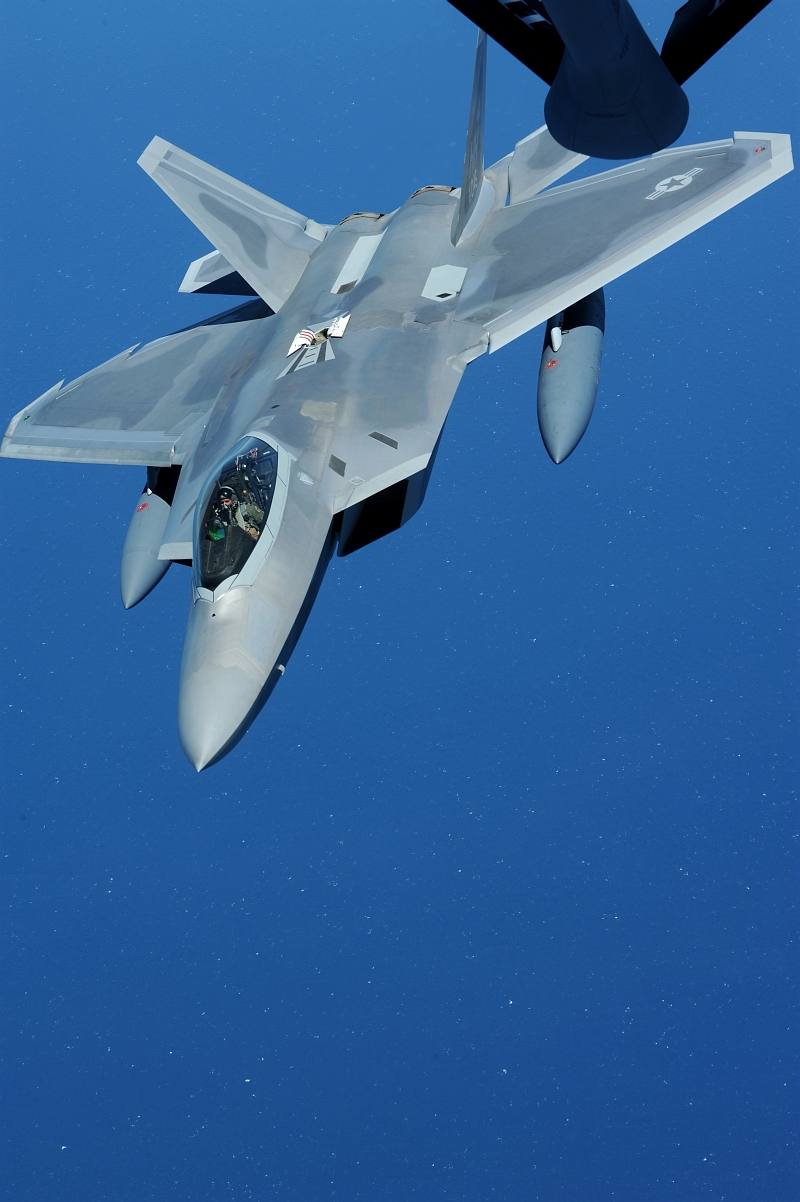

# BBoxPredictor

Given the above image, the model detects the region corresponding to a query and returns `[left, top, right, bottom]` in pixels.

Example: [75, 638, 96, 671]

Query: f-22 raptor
[2, 29, 791, 769]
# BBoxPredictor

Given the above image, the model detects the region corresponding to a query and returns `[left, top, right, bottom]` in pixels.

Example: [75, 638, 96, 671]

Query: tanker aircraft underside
[2, 30, 792, 769]
[446, 0, 775, 159]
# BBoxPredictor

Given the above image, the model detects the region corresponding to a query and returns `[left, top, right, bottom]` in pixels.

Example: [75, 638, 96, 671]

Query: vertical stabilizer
[451, 31, 488, 246]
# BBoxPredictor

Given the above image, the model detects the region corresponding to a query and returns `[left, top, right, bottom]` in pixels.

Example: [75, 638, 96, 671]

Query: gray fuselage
[173, 187, 488, 768]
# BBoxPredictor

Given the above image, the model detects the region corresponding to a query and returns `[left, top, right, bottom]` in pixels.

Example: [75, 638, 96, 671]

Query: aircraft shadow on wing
[2, 13, 791, 769]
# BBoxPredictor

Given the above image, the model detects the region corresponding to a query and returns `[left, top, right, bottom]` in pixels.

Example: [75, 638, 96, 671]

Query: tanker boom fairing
[2, 33, 791, 768]
[447, 0, 774, 159]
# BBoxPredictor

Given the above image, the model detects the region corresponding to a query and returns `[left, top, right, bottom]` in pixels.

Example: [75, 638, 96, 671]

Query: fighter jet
[1, 31, 791, 769]
[447, 0, 774, 158]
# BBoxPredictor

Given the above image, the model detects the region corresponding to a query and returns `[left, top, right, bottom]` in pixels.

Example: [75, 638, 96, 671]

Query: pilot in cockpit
[218, 488, 236, 521]
[205, 487, 236, 542]
[216, 485, 261, 541]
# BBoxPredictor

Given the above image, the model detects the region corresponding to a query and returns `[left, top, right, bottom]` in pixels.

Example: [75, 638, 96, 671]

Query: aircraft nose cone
[177, 589, 284, 770]
[178, 664, 256, 771]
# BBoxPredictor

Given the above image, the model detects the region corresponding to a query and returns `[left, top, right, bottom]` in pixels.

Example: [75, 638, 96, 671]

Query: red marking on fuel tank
[136, 501, 149, 513]
[545, 359, 559, 369]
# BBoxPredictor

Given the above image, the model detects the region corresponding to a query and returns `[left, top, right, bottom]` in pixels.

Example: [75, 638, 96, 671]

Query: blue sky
[1, 2, 797, 1199]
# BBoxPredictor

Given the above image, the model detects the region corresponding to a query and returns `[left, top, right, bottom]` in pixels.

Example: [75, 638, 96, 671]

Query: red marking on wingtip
[136, 501, 149, 512]
[545, 359, 559, 369]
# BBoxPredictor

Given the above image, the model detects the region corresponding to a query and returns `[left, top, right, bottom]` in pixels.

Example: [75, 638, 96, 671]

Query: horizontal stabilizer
[456, 131, 792, 351]
[138, 138, 331, 311]
[507, 125, 587, 204]
[1, 314, 268, 466]
[180, 249, 258, 296]
[661, 0, 772, 84]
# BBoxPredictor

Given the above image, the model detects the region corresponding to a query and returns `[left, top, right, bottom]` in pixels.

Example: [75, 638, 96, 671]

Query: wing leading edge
[1, 313, 268, 467]
[457, 131, 792, 351]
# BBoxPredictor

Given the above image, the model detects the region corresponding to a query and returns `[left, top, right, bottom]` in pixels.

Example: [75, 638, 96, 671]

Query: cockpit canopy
[194, 436, 279, 591]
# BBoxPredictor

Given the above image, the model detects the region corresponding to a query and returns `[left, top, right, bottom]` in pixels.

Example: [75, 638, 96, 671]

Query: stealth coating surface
[1, 121, 792, 767]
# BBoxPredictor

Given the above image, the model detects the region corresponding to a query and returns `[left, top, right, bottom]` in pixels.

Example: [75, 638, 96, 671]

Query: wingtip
[137, 136, 171, 175]
[2, 379, 65, 447]
[734, 131, 793, 174]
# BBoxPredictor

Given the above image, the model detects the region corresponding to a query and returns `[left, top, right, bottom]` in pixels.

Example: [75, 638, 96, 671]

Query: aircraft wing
[138, 138, 331, 312]
[456, 131, 792, 351]
[1, 310, 267, 467]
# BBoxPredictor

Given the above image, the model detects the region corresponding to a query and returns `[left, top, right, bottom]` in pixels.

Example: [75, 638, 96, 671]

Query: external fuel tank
[537, 288, 605, 465]
[119, 466, 181, 608]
